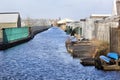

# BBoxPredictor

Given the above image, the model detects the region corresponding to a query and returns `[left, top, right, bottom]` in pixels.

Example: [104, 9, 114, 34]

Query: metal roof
[90, 14, 111, 17]
[0, 13, 19, 23]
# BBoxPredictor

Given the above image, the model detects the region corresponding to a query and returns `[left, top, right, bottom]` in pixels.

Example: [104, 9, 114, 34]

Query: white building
[0, 12, 21, 28]
[57, 18, 74, 30]
[0, 12, 21, 41]
[81, 14, 111, 40]
[114, 0, 120, 15]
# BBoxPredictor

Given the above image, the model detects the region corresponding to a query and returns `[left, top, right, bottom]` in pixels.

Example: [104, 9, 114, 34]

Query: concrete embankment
[0, 26, 51, 50]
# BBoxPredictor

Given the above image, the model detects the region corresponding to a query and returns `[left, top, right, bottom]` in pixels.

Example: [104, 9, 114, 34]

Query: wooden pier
[66, 40, 97, 66]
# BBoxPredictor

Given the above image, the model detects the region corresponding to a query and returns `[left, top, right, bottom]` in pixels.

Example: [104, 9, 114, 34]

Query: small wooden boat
[95, 52, 120, 71]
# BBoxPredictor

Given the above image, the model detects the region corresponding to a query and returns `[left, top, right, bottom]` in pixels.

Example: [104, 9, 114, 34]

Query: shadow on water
[0, 27, 120, 80]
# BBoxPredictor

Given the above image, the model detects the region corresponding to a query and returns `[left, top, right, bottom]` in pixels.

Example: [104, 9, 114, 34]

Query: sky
[0, 0, 114, 20]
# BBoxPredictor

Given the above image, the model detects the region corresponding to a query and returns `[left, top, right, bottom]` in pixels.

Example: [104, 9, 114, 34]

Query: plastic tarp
[3, 27, 29, 43]
[107, 52, 119, 60]
[100, 55, 111, 63]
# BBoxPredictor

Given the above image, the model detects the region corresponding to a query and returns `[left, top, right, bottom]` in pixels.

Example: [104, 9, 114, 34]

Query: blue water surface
[0, 27, 120, 80]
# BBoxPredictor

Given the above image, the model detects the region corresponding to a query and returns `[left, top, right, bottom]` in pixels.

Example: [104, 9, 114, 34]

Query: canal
[0, 27, 120, 80]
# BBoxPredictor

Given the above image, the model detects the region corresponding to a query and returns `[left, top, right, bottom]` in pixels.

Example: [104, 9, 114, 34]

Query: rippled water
[0, 27, 120, 80]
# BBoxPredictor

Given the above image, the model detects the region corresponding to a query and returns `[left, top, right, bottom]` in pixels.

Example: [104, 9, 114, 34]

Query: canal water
[0, 27, 120, 80]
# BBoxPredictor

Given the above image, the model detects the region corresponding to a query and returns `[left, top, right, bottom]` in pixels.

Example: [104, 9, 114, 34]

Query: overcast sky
[0, 0, 114, 20]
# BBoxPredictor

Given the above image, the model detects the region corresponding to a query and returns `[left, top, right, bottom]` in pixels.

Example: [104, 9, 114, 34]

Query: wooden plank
[110, 28, 120, 54]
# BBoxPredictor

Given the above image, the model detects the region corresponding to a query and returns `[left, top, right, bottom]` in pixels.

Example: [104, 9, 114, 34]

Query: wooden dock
[66, 40, 97, 66]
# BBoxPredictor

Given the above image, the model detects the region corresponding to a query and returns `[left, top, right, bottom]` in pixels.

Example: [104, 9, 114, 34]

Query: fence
[110, 28, 120, 54]
[94, 22, 110, 42]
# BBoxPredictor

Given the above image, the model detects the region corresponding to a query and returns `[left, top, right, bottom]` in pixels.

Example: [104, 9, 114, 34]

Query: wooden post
[118, 19, 120, 29]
